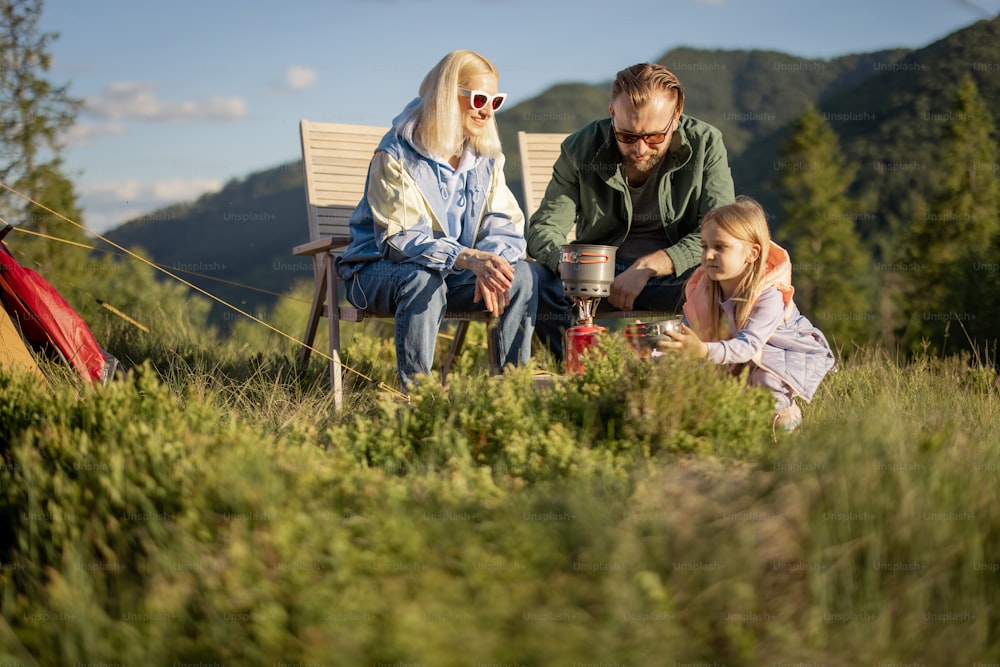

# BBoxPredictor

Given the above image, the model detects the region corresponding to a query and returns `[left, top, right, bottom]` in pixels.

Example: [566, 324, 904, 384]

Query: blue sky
[36, 0, 1000, 233]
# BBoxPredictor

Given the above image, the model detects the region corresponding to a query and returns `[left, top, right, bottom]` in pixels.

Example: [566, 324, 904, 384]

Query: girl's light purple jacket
[684, 242, 836, 401]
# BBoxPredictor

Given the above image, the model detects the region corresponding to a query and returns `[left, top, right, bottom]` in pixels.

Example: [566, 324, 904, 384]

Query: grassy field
[1, 320, 999, 666]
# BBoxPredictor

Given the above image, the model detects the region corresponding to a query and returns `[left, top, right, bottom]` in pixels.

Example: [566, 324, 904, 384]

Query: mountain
[731, 17, 1000, 245]
[659, 47, 912, 155]
[496, 47, 910, 200]
[103, 17, 1000, 326]
[103, 162, 314, 323]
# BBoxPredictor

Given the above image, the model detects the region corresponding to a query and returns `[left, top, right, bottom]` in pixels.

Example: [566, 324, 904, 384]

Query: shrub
[1, 343, 998, 664]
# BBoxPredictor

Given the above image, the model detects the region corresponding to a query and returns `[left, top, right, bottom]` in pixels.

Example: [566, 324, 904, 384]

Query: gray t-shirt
[617, 162, 669, 265]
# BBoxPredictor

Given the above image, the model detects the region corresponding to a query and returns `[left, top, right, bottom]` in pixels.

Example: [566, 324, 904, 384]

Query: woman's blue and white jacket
[335, 99, 526, 280]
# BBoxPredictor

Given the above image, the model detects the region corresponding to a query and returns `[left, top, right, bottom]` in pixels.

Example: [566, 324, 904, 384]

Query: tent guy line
[0, 181, 406, 402]
[9, 225, 299, 301]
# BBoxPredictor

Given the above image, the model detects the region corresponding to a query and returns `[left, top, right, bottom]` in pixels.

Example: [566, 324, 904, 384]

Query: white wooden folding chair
[294, 120, 496, 409]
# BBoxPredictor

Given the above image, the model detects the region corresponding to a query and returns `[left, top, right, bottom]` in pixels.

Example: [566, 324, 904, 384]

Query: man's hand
[608, 249, 674, 311]
[456, 249, 514, 316]
[609, 266, 652, 311]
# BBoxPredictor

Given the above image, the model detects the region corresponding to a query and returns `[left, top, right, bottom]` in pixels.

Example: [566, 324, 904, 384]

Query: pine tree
[0, 0, 87, 275]
[776, 105, 875, 349]
[900, 74, 1000, 355]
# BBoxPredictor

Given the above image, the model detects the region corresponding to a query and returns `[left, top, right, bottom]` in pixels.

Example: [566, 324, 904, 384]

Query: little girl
[661, 197, 835, 431]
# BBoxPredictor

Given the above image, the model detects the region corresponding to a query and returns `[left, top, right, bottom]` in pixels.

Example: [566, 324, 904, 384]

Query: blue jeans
[532, 260, 689, 360]
[346, 260, 537, 388]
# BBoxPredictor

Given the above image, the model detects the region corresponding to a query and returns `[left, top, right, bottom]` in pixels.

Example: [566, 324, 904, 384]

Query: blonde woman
[336, 50, 536, 390]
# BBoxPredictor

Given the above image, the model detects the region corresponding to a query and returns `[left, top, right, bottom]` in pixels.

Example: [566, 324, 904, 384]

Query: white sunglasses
[459, 88, 507, 111]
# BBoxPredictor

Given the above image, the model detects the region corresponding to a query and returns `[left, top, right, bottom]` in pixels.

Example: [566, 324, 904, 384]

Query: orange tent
[0, 305, 44, 380]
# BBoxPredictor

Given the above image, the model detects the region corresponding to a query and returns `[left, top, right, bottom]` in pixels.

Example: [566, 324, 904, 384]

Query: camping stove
[559, 244, 616, 373]
[564, 301, 607, 374]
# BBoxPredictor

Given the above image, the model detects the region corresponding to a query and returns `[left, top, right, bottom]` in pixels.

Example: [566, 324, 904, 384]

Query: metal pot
[559, 244, 616, 297]
[625, 318, 684, 356]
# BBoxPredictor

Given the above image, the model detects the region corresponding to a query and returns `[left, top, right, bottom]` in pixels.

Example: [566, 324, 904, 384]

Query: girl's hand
[658, 322, 708, 360]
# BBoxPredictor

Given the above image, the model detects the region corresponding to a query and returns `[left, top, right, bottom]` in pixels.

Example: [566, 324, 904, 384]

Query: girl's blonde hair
[400, 50, 503, 160]
[699, 196, 771, 340]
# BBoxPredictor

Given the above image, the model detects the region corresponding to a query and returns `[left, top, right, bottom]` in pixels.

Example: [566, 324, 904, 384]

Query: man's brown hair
[611, 63, 685, 112]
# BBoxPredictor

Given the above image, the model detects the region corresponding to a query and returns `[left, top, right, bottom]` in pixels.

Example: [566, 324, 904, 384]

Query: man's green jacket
[526, 115, 735, 276]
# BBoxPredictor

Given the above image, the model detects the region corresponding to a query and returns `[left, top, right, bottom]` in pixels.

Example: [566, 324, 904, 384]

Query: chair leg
[440, 320, 470, 383]
[326, 259, 344, 411]
[486, 321, 500, 375]
[299, 259, 328, 369]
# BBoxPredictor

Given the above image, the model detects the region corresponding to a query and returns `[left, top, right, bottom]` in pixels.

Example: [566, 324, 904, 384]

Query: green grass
[1, 324, 999, 665]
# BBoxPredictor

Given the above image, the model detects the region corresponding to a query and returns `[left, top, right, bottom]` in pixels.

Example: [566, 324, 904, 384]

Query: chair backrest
[300, 120, 388, 249]
[517, 131, 568, 220]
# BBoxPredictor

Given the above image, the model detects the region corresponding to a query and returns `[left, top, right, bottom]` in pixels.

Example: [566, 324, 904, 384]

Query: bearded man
[527, 63, 735, 359]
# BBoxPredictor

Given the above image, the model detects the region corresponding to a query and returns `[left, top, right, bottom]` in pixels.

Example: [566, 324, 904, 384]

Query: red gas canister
[565, 323, 607, 374]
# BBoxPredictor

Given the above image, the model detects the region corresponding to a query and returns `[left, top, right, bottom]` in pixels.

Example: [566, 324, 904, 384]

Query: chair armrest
[293, 237, 346, 256]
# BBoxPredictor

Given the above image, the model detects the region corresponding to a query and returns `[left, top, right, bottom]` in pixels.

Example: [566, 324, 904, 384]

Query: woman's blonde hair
[400, 50, 503, 160]
[699, 196, 771, 340]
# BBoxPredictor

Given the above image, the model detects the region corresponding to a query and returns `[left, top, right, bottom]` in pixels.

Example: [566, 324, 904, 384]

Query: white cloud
[285, 66, 318, 91]
[84, 82, 248, 123]
[62, 121, 128, 147]
[85, 178, 224, 204]
[79, 178, 224, 233]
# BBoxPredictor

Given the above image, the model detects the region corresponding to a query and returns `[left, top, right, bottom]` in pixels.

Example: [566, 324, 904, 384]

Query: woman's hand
[456, 249, 514, 316]
[658, 322, 708, 360]
[474, 278, 510, 316]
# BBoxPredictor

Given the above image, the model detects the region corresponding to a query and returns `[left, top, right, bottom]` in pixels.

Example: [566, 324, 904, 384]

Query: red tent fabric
[0, 232, 108, 384]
